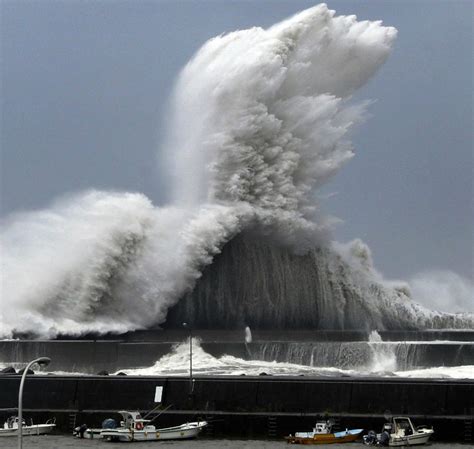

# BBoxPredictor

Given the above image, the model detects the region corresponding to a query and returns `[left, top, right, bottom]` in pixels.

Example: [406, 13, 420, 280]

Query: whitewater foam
[0, 5, 400, 337]
[0, 192, 251, 336]
[367, 330, 397, 372]
[0, 4, 472, 337]
[118, 340, 474, 379]
[163, 5, 396, 238]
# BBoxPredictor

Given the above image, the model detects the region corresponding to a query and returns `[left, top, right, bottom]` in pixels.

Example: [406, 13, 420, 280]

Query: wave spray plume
[1, 5, 471, 337]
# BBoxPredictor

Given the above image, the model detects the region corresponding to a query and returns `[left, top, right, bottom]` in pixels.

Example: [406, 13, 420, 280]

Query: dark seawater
[0, 436, 469, 449]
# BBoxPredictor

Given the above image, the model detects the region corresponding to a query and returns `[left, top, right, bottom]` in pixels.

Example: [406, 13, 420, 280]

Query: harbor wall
[52, 329, 474, 342]
[1, 338, 473, 373]
[1, 375, 472, 415]
[0, 375, 473, 442]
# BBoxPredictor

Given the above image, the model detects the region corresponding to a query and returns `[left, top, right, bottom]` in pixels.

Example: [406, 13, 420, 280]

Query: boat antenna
[143, 402, 172, 420]
[147, 404, 174, 424]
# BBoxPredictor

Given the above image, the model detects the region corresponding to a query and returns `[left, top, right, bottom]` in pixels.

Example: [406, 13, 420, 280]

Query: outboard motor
[379, 430, 390, 446]
[363, 430, 378, 445]
[73, 423, 88, 438]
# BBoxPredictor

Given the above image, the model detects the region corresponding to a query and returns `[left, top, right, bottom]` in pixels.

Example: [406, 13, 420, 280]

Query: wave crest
[1, 5, 470, 337]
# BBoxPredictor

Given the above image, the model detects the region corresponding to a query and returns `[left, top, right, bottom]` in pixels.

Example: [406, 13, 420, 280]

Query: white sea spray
[1, 5, 471, 337]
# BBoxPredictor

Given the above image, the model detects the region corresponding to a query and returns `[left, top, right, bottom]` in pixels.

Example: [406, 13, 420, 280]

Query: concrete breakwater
[1, 330, 473, 374]
[51, 329, 474, 342]
[0, 375, 472, 442]
[1, 340, 473, 373]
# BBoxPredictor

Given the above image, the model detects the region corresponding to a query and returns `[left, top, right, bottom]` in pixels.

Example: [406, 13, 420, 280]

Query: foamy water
[117, 340, 474, 379]
[0, 5, 398, 337]
[1, 338, 471, 379]
[1, 4, 472, 338]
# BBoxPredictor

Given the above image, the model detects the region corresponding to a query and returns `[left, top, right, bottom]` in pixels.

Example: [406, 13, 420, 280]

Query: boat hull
[100, 422, 207, 442]
[389, 432, 433, 446]
[82, 428, 102, 439]
[286, 431, 362, 444]
[0, 424, 55, 437]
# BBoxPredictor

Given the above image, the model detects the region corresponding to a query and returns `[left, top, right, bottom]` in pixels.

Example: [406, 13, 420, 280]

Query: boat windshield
[394, 418, 414, 434]
[314, 421, 331, 434]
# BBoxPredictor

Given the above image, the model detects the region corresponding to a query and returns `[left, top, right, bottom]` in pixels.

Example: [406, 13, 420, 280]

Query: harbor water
[0, 436, 470, 449]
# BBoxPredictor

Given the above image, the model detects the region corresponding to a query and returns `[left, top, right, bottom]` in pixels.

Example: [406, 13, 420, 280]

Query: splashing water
[368, 330, 397, 372]
[409, 271, 474, 313]
[118, 339, 474, 379]
[118, 338, 360, 377]
[164, 5, 396, 219]
[0, 5, 472, 338]
[0, 5, 398, 337]
[0, 192, 251, 336]
[245, 327, 253, 344]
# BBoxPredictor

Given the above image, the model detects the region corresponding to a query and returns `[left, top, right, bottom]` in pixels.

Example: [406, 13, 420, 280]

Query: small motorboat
[0, 416, 56, 437]
[363, 416, 434, 447]
[285, 419, 363, 444]
[96, 411, 207, 442]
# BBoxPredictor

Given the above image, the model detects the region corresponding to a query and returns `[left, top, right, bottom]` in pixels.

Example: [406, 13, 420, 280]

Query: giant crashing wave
[1, 4, 472, 338]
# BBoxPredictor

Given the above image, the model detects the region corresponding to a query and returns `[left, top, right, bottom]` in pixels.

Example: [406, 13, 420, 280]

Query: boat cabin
[391, 417, 415, 437]
[313, 420, 333, 434]
[117, 411, 150, 431]
[3, 417, 25, 429]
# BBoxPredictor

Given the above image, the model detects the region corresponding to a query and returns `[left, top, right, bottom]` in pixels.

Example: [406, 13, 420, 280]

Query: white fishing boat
[0, 416, 56, 437]
[363, 416, 434, 447]
[99, 411, 207, 442]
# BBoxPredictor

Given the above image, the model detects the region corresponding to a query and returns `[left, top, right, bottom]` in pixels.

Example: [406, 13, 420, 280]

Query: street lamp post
[18, 357, 51, 449]
[182, 322, 193, 396]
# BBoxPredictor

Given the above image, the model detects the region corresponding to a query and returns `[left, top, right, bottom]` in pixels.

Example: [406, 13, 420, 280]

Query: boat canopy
[117, 411, 150, 427]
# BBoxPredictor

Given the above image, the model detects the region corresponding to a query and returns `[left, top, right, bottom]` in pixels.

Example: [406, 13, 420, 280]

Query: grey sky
[1, 0, 472, 281]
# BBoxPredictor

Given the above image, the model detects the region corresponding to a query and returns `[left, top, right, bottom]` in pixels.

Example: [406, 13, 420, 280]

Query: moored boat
[363, 416, 434, 447]
[96, 411, 207, 442]
[0, 416, 56, 437]
[285, 420, 363, 444]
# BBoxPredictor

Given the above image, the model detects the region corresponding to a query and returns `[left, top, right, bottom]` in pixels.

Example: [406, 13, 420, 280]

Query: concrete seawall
[2, 330, 474, 374]
[0, 375, 472, 442]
